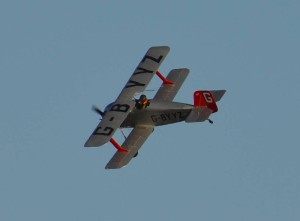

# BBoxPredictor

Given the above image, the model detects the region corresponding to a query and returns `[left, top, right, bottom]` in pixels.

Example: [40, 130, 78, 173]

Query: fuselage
[120, 100, 193, 128]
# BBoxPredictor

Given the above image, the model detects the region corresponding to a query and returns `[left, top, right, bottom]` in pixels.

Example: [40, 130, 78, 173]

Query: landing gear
[208, 119, 214, 124]
[133, 151, 139, 158]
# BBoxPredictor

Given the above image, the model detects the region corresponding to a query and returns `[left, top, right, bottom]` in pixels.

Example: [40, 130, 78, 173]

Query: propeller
[92, 105, 128, 140]
[92, 105, 104, 117]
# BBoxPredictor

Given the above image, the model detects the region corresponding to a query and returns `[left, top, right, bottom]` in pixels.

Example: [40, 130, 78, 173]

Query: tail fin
[186, 90, 225, 123]
[194, 91, 218, 113]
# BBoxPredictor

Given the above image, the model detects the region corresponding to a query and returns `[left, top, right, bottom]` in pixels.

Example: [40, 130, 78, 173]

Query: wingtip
[105, 164, 126, 170]
[84, 141, 96, 148]
[149, 46, 170, 52]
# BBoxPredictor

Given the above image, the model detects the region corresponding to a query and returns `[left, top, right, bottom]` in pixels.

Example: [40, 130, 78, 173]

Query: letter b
[110, 104, 130, 112]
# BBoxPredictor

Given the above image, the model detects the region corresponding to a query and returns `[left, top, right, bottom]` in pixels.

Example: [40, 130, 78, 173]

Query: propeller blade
[92, 106, 104, 116]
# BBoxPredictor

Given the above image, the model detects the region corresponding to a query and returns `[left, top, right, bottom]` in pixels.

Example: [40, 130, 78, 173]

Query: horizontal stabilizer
[210, 90, 226, 102]
[185, 107, 213, 122]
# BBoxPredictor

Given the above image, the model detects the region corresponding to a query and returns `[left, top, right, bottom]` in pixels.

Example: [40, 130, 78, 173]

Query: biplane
[84, 46, 226, 169]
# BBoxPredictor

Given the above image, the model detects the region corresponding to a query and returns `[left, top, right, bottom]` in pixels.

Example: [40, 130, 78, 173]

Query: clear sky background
[1, 1, 299, 220]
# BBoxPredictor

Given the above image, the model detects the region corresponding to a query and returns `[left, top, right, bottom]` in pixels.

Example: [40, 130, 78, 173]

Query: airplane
[84, 46, 226, 169]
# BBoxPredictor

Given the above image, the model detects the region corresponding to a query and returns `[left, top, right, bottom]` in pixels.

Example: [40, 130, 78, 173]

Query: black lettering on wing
[133, 67, 153, 75]
[142, 55, 163, 64]
[125, 80, 146, 88]
[110, 104, 130, 112]
[93, 126, 114, 136]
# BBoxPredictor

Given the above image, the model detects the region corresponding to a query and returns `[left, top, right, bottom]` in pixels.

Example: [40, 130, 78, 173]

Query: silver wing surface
[84, 101, 135, 147]
[153, 68, 189, 102]
[84, 46, 169, 147]
[116, 46, 170, 102]
[105, 126, 154, 169]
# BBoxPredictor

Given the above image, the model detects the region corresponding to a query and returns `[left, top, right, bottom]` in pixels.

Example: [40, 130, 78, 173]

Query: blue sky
[1, 1, 299, 220]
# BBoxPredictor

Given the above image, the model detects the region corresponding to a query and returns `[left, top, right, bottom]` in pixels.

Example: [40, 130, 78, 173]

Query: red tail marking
[156, 71, 175, 85]
[110, 138, 129, 152]
[194, 91, 218, 113]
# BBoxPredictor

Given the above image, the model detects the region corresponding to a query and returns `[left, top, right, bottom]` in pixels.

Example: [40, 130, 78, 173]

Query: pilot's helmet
[139, 94, 147, 100]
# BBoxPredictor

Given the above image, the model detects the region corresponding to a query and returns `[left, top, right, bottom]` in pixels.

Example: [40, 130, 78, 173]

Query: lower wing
[105, 126, 154, 169]
[153, 68, 189, 102]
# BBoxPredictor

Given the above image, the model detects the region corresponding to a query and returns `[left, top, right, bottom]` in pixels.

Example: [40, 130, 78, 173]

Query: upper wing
[116, 46, 170, 102]
[105, 126, 154, 169]
[84, 101, 135, 147]
[153, 68, 189, 102]
[84, 46, 169, 147]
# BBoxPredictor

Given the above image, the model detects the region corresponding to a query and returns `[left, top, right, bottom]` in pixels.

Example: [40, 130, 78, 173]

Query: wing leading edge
[105, 126, 154, 169]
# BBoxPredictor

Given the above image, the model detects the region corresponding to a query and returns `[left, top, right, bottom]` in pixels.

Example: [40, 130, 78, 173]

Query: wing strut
[110, 138, 128, 152]
[153, 68, 189, 102]
[156, 71, 175, 85]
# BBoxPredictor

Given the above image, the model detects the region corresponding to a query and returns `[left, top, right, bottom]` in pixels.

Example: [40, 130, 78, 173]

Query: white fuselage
[120, 100, 193, 128]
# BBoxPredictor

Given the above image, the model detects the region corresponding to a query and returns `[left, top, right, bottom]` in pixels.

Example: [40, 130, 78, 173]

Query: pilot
[135, 94, 150, 109]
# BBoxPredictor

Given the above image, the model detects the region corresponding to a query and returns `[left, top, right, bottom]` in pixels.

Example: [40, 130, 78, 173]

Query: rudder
[194, 91, 218, 113]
